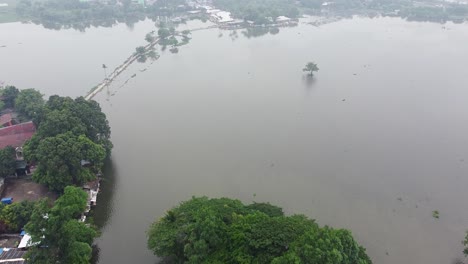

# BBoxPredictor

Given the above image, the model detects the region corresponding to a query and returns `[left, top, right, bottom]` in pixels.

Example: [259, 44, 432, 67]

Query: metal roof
[0, 122, 35, 149]
[0, 248, 26, 263]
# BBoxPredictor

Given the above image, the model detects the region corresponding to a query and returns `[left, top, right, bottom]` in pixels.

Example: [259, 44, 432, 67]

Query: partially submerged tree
[135, 46, 146, 55]
[147, 197, 372, 264]
[145, 32, 156, 43]
[303, 62, 319, 76]
[158, 28, 171, 39]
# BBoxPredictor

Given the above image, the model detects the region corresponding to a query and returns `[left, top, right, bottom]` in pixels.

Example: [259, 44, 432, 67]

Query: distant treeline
[15, 0, 189, 30]
[12, 0, 468, 30]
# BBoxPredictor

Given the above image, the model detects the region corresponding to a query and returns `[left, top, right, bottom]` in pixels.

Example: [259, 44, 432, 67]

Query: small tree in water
[303, 62, 319, 76]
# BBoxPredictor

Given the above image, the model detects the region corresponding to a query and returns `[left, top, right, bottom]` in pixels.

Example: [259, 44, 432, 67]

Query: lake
[1, 17, 468, 264]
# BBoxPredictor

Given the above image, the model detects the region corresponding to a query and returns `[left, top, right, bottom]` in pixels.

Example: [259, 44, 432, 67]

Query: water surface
[2, 17, 468, 264]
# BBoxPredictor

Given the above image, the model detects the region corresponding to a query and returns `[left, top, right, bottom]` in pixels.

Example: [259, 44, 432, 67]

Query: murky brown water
[2, 17, 468, 264]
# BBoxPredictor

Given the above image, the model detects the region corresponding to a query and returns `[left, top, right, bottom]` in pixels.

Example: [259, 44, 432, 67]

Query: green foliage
[432, 210, 439, 219]
[28, 132, 105, 192]
[158, 28, 171, 39]
[27, 95, 112, 156]
[246, 202, 284, 217]
[160, 36, 178, 47]
[0, 86, 19, 109]
[135, 46, 146, 55]
[145, 32, 156, 43]
[303, 62, 319, 76]
[273, 227, 371, 264]
[0, 200, 37, 232]
[14, 88, 44, 121]
[25, 186, 97, 263]
[229, 213, 317, 263]
[147, 49, 159, 60]
[0, 146, 16, 178]
[147, 197, 372, 264]
[463, 230, 468, 256]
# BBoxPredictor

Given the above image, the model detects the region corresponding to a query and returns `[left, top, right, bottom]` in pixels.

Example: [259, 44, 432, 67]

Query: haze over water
[2, 17, 468, 264]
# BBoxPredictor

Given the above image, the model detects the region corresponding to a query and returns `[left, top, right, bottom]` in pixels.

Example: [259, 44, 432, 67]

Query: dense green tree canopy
[0, 86, 19, 109]
[25, 186, 97, 264]
[0, 200, 37, 232]
[26, 132, 105, 192]
[15, 88, 45, 121]
[0, 146, 16, 178]
[25, 95, 112, 158]
[148, 197, 372, 264]
[44, 96, 111, 143]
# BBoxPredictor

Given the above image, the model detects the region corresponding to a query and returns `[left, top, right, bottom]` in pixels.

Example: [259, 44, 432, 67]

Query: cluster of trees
[9, 0, 468, 30]
[213, 0, 300, 24]
[0, 86, 44, 122]
[14, 0, 192, 30]
[0, 86, 19, 111]
[16, 0, 147, 30]
[156, 25, 191, 54]
[0, 200, 36, 233]
[22, 94, 112, 192]
[0, 86, 108, 263]
[148, 197, 372, 264]
[0, 87, 44, 179]
[0, 147, 16, 178]
[25, 186, 97, 263]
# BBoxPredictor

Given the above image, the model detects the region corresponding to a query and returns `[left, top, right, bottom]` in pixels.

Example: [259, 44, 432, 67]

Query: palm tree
[303, 62, 319, 76]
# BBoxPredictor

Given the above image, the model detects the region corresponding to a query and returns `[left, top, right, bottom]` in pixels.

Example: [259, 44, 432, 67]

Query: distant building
[83, 179, 100, 213]
[131, 0, 145, 5]
[0, 122, 36, 176]
[276, 16, 291, 23]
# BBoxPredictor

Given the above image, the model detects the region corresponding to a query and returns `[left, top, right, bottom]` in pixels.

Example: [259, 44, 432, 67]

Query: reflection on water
[302, 75, 317, 91]
[91, 158, 117, 263]
[93, 158, 117, 230]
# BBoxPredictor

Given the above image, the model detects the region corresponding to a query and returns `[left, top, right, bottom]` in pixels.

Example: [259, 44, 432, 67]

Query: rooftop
[0, 113, 13, 126]
[0, 248, 26, 264]
[0, 122, 36, 149]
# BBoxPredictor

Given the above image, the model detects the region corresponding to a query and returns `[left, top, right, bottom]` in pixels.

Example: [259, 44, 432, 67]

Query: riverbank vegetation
[25, 186, 97, 263]
[23, 95, 112, 192]
[148, 197, 372, 263]
[1, 85, 111, 263]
